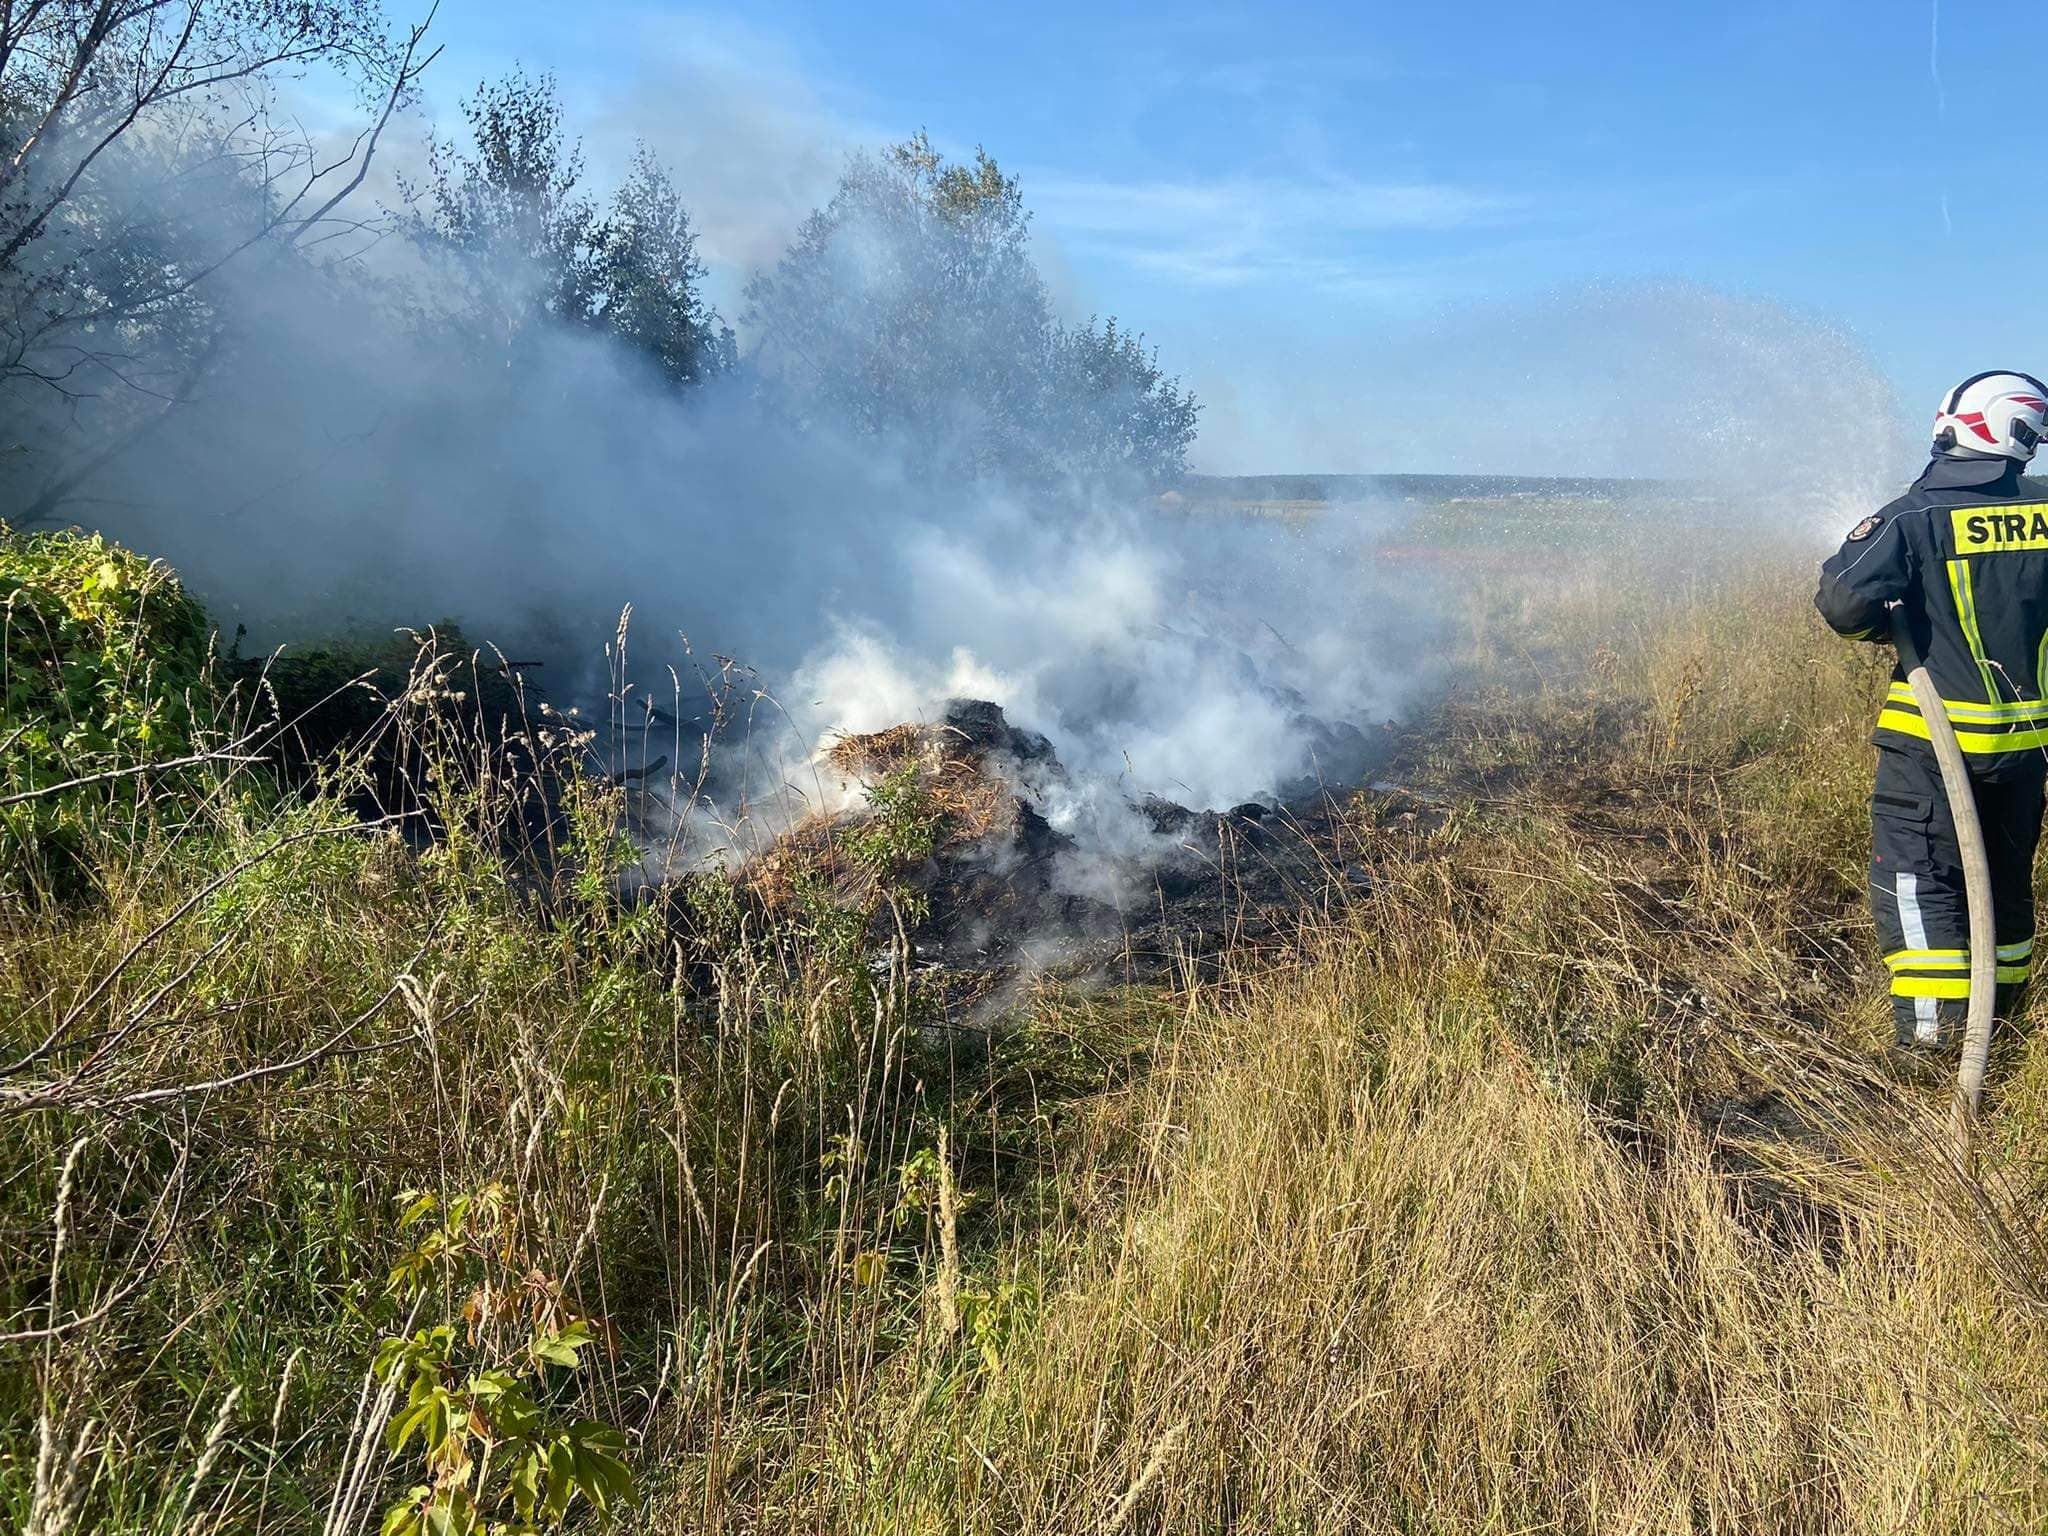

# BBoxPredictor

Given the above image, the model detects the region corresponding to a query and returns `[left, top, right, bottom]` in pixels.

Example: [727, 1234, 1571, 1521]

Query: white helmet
[1934, 371, 2048, 462]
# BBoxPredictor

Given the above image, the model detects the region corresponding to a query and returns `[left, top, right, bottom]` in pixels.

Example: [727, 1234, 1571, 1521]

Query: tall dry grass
[775, 561, 2048, 1535]
[10, 543, 2048, 1533]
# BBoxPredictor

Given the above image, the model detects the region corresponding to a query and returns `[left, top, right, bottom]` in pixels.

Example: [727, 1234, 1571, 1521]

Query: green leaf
[373, 1335, 410, 1382]
[380, 1487, 431, 1536]
[530, 1319, 594, 1369]
[564, 1420, 635, 1510]
[852, 1249, 888, 1287]
[543, 1439, 577, 1522]
[565, 1418, 628, 1452]
[510, 1450, 541, 1523]
[397, 1190, 440, 1230]
[584, 1446, 635, 1508]
[387, 1399, 435, 1454]
[491, 1386, 542, 1441]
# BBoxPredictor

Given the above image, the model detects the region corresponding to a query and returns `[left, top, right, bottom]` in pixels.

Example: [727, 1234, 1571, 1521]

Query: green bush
[1, 524, 214, 888]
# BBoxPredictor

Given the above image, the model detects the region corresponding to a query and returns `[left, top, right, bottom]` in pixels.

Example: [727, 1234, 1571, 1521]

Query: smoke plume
[4, 83, 1909, 880]
[4, 199, 1427, 861]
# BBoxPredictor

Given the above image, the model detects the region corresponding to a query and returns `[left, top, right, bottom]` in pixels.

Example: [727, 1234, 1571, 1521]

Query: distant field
[1179, 471, 1677, 505]
[1170, 471, 1728, 561]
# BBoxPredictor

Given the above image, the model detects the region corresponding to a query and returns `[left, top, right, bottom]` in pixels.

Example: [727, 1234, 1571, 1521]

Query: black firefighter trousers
[1871, 745, 2045, 1045]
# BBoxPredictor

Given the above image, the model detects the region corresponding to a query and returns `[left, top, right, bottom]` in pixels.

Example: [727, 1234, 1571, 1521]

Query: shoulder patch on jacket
[1846, 514, 1883, 541]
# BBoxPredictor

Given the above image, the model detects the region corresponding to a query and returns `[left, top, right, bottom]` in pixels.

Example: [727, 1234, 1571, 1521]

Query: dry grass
[745, 557, 2048, 1533]
[840, 778, 2048, 1533]
[10, 545, 2048, 1533]
[823, 720, 1019, 841]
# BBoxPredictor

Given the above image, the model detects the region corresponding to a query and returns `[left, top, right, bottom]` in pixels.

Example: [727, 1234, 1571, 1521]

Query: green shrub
[1, 524, 214, 889]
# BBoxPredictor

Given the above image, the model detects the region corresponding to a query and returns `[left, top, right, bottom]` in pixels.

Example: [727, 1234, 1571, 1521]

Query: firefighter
[1817, 371, 2048, 1047]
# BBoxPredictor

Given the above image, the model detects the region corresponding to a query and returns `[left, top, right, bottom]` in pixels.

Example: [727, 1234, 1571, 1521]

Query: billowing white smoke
[6, 234, 1422, 853]
[789, 496, 1400, 808]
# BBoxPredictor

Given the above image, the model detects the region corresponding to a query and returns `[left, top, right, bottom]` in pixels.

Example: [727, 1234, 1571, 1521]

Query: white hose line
[1892, 615, 1996, 1136]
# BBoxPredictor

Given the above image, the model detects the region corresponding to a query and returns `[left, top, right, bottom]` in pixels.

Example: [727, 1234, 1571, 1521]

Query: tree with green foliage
[744, 131, 1196, 488]
[403, 71, 734, 388]
[595, 146, 739, 387]
[744, 132, 1048, 479]
[1043, 316, 1201, 486]
[0, 1, 432, 390]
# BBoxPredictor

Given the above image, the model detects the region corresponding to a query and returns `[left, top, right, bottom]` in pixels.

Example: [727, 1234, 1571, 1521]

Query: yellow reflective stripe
[1889, 970, 2029, 994]
[1876, 709, 2048, 753]
[1892, 976, 1973, 999]
[1875, 709, 1936, 740]
[1884, 685, 2048, 722]
[1884, 945, 2030, 986]
[1884, 948, 1969, 969]
[1891, 966, 2029, 984]
[1947, 559, 2002, 704]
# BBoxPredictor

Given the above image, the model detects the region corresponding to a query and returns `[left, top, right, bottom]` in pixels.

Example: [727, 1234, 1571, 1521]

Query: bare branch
[0, 747, 261, 806]
[288, 6, 441, 244]
[18, 981, 468, 1118]
[0, 813, 420, 1079]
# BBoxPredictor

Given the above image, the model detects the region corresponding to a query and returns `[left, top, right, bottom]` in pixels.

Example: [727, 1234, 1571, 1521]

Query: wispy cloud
[1028, 173, 1527, 292]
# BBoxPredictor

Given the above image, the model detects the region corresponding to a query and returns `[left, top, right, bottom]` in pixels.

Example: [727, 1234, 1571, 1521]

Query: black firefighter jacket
[1816, 455, 2048, 781]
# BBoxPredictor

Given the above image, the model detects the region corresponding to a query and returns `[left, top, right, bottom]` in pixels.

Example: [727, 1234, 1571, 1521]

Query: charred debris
[728, 698, 1398, 990]
[236, 634, 1417, 997]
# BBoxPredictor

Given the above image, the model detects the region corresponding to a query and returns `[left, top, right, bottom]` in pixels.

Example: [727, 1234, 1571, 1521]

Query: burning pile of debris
[744, 699, 1062, 916]
[743, 698, 1384, 983]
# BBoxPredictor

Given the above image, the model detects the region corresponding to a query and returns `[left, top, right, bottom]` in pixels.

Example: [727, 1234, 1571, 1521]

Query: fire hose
[1891, 607, 1995, 1139]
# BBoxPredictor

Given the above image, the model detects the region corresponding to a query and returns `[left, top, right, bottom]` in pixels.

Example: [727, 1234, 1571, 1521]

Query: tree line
[0, 5, 1198, 525]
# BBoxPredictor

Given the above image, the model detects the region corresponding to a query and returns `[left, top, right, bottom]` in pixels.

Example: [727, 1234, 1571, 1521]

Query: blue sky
[395, 1, 2021, 477]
